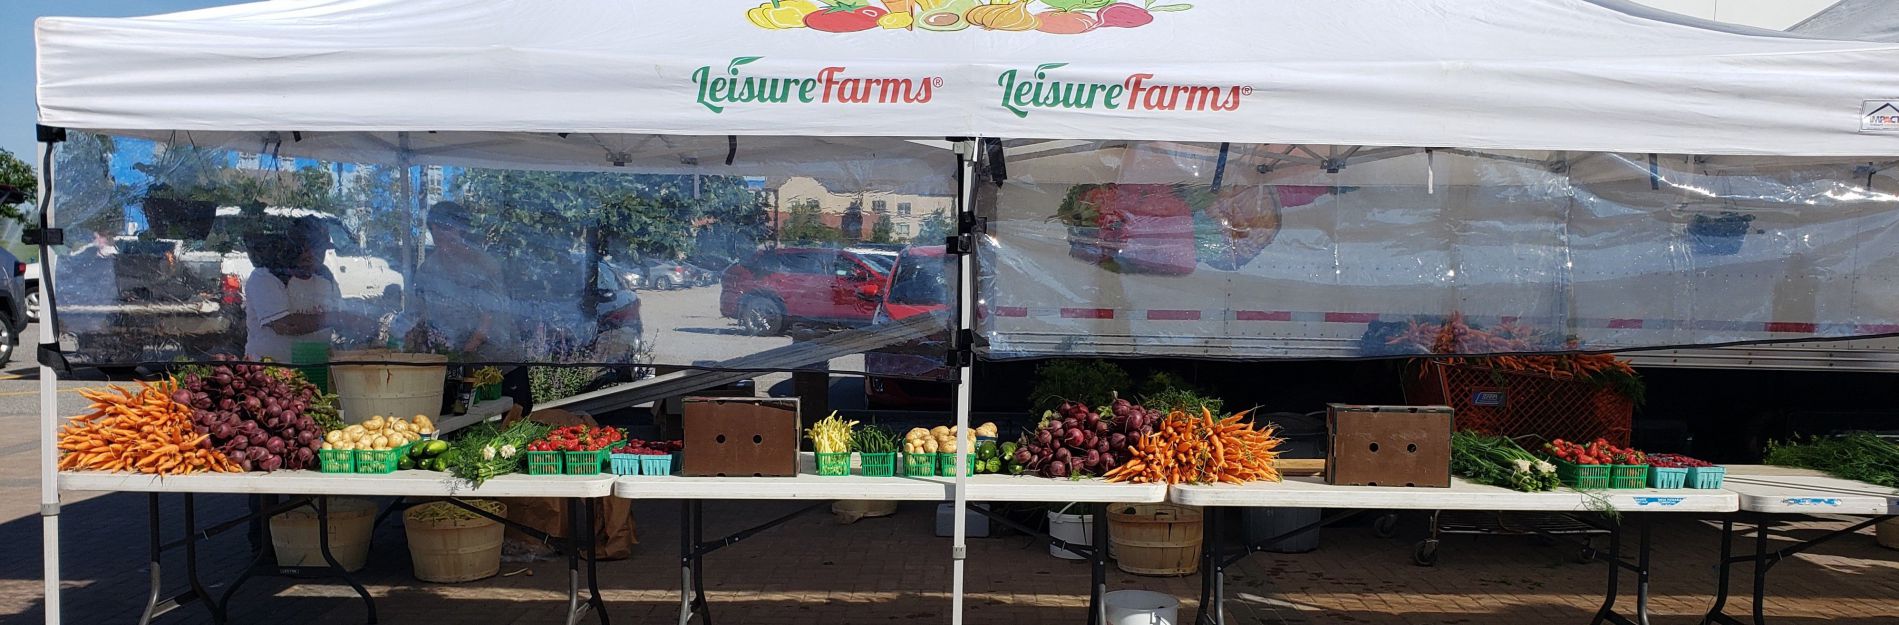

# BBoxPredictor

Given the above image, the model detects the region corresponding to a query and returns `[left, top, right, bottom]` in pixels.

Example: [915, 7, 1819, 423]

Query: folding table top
[1171, 476, 1739, 513]
[1723, 467, 1898, 516]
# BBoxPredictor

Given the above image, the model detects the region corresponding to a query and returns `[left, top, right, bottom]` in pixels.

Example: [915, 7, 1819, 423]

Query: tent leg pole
[37, 136, 63, 625]
[949, 138, 979, 625]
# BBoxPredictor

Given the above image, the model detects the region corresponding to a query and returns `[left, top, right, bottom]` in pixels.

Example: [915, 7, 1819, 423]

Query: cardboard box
[682, 397, 799, 477]
[1325, 404, 1452, 488]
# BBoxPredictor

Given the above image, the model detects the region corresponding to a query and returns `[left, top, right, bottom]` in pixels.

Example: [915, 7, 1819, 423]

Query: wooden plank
[1277, 458, 1325, 477]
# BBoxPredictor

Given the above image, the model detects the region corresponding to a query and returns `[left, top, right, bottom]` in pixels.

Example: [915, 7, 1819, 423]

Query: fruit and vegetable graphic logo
[746, 0, 1192, 33]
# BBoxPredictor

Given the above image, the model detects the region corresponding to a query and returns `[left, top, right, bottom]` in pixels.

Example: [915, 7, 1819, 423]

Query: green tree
[780, 200, 839, 244]
[868, 214, 894, 244]
[458, 169, 766, 263]
[0, 148, 34, 224]
[915, 208, 953, 245]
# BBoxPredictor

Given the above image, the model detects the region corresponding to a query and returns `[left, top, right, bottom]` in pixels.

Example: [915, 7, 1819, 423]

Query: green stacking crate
[526, 451, 564, 475]
[1553, 459, 1612, 490]
[1610, 464, 1649, 489]
[291, 341, 332, 393]
[354, 442, 414, 474]
[318, 448, 355, 473]
[563, 449, 607, 475]
[859, 452, 897, 477]
[815, 452, 851, 476]
[903, 452, 935, 477]
[935, 452, 974, 477]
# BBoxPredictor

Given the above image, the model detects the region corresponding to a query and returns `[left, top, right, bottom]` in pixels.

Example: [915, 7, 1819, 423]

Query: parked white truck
[975, 142, 1899, 373]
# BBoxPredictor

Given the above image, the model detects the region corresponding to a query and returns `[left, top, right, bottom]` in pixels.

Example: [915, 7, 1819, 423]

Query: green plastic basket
[859, 452, 897, 477]
[526, 450, 564, 475]
[935, 453, 974, 477]
[1611, 464, 1649, 489]
[1553, 459, 1612, 490]
[1687, 466, 1726, 489]
[815, 452, 852, 476]
[904, 452, 936, 476]
[353, 442, 414, 474]
[318, 448, 355, 473]
[1649, 466, 1689, 489]
[291, 341, 331, 394]
[564, 449, 608, 475]
[478, 384, 503, 401]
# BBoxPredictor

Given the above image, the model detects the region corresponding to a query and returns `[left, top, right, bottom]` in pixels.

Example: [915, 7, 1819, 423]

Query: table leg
[316, 496, 377, 624]
[1702, 518, 1737, 625]
[566, 497, 584, 625]
[1087, 502, 1108, 625]
[678, 500, 711, 625]
[1589, 516, 1625, 625]
[1211, 508, 1226, 625]
[1633, 515, 1652, 625]
[586, 498, 611, 625]
[691, 501, 710, 625]
[180, 494, 223, 625]
[1750, 520, 1771, 625]
[678, 501, 692, 625]
[1194, 507, 1225, 625]
[138, 494, 166, 625]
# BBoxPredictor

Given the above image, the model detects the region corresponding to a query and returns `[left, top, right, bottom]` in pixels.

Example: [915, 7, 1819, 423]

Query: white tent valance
[34, 0, 1899, 155]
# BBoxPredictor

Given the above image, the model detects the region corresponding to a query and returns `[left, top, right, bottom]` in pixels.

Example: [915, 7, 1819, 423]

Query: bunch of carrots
[58, 380, 241, 475]
[1390, 312, 1639, 382]
[1103, 407, 1283, 485]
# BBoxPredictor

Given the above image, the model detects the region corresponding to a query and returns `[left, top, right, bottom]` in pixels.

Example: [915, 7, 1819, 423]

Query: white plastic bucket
[1105, 589, 1179, 625]
[1048, 508, 1094, 560]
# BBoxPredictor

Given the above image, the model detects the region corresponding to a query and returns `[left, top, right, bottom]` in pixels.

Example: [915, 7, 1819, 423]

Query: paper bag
[500, 408, 638, 560]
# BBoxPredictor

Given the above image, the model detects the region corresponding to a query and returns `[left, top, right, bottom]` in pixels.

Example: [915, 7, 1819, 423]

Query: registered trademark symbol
[1241, 86, 1255, 96]
[932, 77, 945, 88]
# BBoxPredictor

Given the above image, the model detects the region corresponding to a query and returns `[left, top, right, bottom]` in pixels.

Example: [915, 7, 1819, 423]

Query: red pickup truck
[864, 245, 954, 408]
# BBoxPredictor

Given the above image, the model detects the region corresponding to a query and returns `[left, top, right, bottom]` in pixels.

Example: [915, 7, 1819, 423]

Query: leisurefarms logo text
[689, 57, 1254, 116]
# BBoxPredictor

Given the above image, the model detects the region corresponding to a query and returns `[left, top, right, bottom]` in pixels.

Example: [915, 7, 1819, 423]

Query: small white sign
[1862, 100, 1899, 131]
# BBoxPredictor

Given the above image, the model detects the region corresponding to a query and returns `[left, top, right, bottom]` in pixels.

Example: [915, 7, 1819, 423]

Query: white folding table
[613, 454, 1167, 625]
[60, 465, 615, 625]
[1173, 477, 1739, 625]
[1702, 467, 1898, 625]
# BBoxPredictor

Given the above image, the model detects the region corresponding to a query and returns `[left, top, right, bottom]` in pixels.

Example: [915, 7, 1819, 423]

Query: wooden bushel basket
[1108, 503, 1203, 576]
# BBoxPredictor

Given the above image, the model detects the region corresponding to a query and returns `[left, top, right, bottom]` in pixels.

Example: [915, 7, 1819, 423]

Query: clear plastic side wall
[977, 141, 1899, 359]
[48, 131, 958, 384]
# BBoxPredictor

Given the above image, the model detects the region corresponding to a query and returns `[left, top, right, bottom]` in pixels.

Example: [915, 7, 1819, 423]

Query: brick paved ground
[1, 494, 1894, 625]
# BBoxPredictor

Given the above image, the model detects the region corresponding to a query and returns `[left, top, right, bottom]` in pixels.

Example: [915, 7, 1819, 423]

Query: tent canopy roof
[35, 0, 1899, 156]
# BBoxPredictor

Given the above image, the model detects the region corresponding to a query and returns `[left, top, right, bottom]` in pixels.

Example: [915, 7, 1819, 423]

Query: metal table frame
[129, 492, 609, 625]
[672, 500, 1115, 625]
[1195, 509, 1664, 625]
[1701, 514, 1894, 625]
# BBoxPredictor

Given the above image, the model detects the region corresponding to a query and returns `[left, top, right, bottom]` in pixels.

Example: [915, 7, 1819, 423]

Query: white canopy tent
[1789, 0, 1899, 42]
[32, 1, 1899, 624]
[35, 0, 1899, 155]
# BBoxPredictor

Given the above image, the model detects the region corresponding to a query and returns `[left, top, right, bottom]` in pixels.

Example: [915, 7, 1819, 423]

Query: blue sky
[3, 0, 240, 160]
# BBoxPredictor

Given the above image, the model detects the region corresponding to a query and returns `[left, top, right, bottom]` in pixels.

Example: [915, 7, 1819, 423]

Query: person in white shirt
[243, 217, 344, 362]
